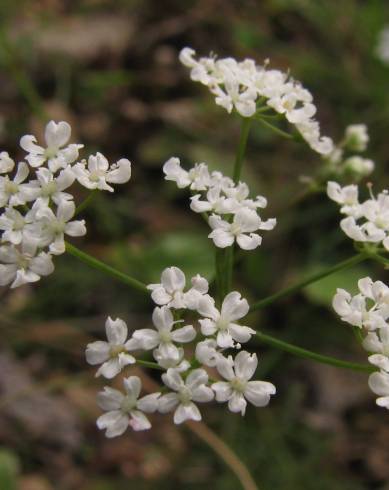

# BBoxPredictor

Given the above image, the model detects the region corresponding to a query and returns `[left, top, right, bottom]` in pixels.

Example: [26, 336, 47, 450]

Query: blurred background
[0, 1, 389, 489]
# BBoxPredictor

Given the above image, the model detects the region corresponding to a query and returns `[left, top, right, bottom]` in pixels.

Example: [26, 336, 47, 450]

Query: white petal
[96, 358, 121, 379]
[236, 233, 262, 250]
[106, 159, 131, 184]
[123, 376, 142, 398]
[158, 393, 179, 413]
[221, 292, 249, 321]
[97, 410, 129, 438]
[212, 381, 233, 402]
[208, 228, 234, 248]
[97, 387, 124, 410]
[105, 317, 128, 345]
[137, 393, 161, 413]
[244, 381, 276, 407]
[85, 341, 110, 365]
[234, 351, 258, 381]
[152, 306, 174, 331]
[174, 402, 201, 424]
[161, 266, 186, 293]
[129, 410, 151, 431]
[171, 324, 196, 343]
[228, 392, 247, 415]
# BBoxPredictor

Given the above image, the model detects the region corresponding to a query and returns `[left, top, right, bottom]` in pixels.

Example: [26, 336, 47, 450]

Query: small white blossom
[129, 306, 196, 364]
[208, 208, 276, 250]
[212, 351, 276, 415]
[0, 152, 15, 174]
[376, 26, 389, 64]
[195, 339, 221, 367]
[147, 266, 209, 310]
[159, 368, 214, 424]
[0, 242, 54, 288]
[86, 317, 136, 379]
[97, 376, 160, 436]
[343, 156, 374, 178]
[73, 153, 131, 192]
[332, 279, 389, 331]
[368, 370, 389, 409]
[344, 124, 369, 152]
[0, 162, 38, 207]
[27, 201, 86, 255]
[163, 157, 211, 191]
[20, 121, 82, 172]
[33, 166, 75, 206]
[198, 291, 254, 348]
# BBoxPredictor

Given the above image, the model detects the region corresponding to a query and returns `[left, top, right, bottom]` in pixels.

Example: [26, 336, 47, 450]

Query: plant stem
[255, 117, 293, 140]
[215, 117, 252, 302]
[65, 241, 149, 295]
[233, 117, 251, 184]
[371, 253, 389, 267]
[255, 331, 374, 372]
[187, 421, 259, 490]
[250, 252, 368, 312]
[136, 359, 164, 371]
[75, 190, 99, 216]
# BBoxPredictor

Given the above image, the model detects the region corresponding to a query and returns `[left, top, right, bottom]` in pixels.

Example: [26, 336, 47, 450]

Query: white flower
[0, 242, 54, 288]
[332, 286, 388, 331]
[163, 157, 211, 191]
[33, 166, 75, 206]
[190, 187, 236, 214]
[327, 182, 361, 218]
[368, 370, 389, 409]
[344, 156, 374, 177]
[198, 291, 254, 348]
[73, 153, 131, 192]
[147, 266, 209, 310]
[363, 326, 389, 372]
[27, 201, 86, 255]
[195, 339, 221, 367]
[153, 346, 190, 372]
[158, 368, 214, 424]
[0, 207, 32, 245]
[0, 152, 15, 174]
[208, 208, 276, 250]
[86, 317, 136, 379]
[20, 121, 82, 172]
[0, 162, 38, 207]
[212, 351, 276, 415]
[376, 26, 389, 64]
[179, 47, 334, 155]
[129, 306, 196, 364]
[97, 376, 160, 436]
[344, 124, 369, 152]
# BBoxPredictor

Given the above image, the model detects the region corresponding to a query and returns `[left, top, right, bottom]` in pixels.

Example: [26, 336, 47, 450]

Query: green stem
[255, 117, 293, 140]
[255, 331, 374, 373]
[0, 27, 47, 121]
[136, 359, 164, 371]
[65, 241, 149, 295]
[233, 117, 251, 184]
[371, 253, 389, 267]
[250, 252, 368, 312]
[75, 190, 98, 216]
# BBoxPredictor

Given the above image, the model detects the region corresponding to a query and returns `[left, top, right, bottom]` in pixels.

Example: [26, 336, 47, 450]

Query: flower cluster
[86, 266, 276, 437]
[163, 157, 276, 250]
[333, 277, 389, 409]
[0, 121, 131, 288]
[179, 47, 333, 155]
[321, 124, 374, 181]
[327, 182, 389, 252]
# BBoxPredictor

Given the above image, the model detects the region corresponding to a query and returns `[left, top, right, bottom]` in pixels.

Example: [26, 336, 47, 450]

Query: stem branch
[250, 252, 368, 312]
[65, 241, 149, 295]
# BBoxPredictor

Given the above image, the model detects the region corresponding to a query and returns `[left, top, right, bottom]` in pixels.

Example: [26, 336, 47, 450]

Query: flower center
[178, 386, 192, 404]
[159, 330, 172, 343]
[230, 377, 247, 393]
[41, 181, 57, 197]
[109, 345, 126, 358]
[44, 147, 58, 159]
[120, 395, 137, 413]
[5, 181, 18, 195]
